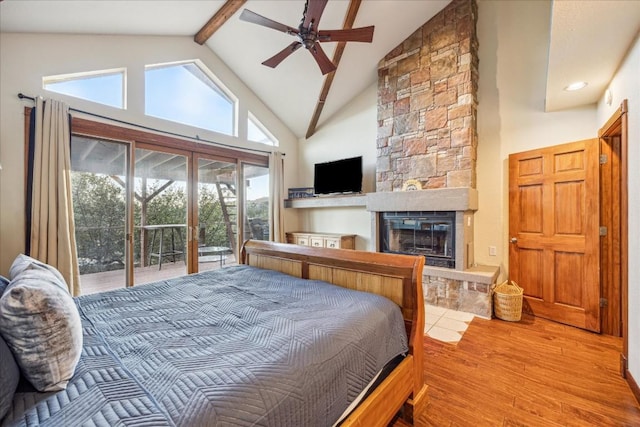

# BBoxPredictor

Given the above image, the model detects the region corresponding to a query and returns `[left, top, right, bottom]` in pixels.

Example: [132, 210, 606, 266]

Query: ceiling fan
[239, 0, 374, 75]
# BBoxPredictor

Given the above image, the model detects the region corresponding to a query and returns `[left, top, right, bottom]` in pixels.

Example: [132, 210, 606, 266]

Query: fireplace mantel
[283, 188, 478, 212]
[366, 188, 478, 212]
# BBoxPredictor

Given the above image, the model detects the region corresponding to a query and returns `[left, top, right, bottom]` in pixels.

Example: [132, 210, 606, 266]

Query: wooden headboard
[240, 240, 427, 425]
[241, 240, 423, 331]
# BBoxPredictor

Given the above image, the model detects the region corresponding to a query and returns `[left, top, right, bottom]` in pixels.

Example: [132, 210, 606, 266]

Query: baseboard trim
[627, 368, 640, 405]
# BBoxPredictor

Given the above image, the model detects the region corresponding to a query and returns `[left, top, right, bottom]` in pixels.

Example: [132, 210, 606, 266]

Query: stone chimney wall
[376, 0, 479, 192]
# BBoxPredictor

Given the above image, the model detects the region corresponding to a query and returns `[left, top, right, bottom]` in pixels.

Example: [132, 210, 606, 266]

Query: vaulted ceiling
[1, 0, 639, 139]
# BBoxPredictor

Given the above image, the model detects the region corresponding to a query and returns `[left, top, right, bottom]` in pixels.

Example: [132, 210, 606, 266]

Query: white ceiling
[1, 0, 639, 138]
[546, 0, 640, 111]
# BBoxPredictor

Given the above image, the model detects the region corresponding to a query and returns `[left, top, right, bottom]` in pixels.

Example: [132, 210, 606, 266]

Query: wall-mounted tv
[314, 156, 363, 195]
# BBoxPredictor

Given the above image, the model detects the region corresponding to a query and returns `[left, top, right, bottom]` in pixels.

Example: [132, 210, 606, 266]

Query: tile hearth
[424, 304, 475, 344]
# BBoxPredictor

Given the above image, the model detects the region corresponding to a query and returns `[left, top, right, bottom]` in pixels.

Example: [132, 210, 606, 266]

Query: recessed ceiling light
[564, 81, 588, 91]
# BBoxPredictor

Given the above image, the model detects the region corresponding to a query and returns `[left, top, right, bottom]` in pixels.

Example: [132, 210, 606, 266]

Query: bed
[0, 240, 427, 426]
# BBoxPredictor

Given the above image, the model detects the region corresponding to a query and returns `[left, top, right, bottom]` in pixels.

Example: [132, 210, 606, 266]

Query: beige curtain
[30, 97, 80, 296]
[268, 151, 285, 242]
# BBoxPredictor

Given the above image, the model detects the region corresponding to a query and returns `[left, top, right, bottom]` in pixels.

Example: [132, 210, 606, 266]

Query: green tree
[72, 175, 238, 271]
[72, 172, 126, 273]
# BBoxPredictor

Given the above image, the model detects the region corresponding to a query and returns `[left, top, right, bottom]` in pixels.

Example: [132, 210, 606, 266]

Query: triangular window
[43, 68, 126, 109]
[145, 61, 236, 136]
[248, 112, 278, 146]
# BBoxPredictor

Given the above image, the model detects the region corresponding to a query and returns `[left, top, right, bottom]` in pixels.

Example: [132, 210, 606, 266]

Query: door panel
[519, 248, 543, 299]
[134, 146, 189, 284]
[554, 251, 583, 307]
[519, 185, 543, 232]
[194, 155, 238, 273]
[555, 181, 585, 234]
[242, 164, 270, 243]
[70, 136, 130, 294]
[509, 139, 600, 332]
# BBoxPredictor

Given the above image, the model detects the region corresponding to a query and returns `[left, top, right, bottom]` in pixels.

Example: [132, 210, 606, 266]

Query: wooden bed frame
[241, 240, 427, 426]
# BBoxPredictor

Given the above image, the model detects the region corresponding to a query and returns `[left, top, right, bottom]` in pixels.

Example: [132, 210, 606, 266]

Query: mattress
[4, 265, 408, 427]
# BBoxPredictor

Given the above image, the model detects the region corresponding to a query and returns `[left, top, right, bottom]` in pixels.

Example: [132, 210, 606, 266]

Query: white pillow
[0, 266, 82, 392]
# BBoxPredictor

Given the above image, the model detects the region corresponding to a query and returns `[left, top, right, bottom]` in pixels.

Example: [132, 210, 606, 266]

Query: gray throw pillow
[0, 267, 82, 392]
[9, 254, 68, 291]
[0, 332, 20, 420]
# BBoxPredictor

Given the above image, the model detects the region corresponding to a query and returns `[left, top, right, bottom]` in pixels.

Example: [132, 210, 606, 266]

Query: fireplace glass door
[380, 211, 455, 268]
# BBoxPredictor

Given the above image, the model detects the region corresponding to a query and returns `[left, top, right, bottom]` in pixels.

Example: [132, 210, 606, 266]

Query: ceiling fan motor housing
[299, 31, 318, 50]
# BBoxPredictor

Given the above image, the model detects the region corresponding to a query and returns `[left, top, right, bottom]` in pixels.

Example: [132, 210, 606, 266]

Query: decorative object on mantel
[288, 187, 315, 199]
[402, 179, 422, 191]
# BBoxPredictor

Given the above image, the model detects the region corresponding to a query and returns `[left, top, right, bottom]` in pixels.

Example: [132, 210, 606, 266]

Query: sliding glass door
[243, 164, 270, 243]
[68, 118, 270, 293]
[70, 136, 130, 294]
[194, 155, 238, 273]
[134, 145, 189, 285]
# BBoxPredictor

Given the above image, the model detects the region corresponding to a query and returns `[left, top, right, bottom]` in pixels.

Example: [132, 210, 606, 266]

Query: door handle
[510, 237, 518, 244]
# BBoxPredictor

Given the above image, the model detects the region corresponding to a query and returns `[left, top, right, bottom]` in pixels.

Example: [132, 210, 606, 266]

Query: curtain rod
[17, 93, 282, 156]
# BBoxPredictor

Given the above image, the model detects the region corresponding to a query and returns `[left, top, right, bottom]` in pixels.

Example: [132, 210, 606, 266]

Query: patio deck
[79, 254, 237, 295]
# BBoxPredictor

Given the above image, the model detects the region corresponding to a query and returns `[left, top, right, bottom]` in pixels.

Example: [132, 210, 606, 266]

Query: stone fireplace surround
[367, 188, 498, 318]
[373, 0, 498, 318]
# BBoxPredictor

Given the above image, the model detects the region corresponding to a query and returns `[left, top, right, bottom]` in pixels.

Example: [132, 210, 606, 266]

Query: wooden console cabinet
[286, 232, 356, 250]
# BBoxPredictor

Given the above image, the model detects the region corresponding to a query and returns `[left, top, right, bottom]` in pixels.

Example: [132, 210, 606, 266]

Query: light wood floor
[413, 314, 640, 426]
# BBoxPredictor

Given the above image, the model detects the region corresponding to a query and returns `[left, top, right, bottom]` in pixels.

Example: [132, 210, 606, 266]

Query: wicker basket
[493, 280, 523, 321]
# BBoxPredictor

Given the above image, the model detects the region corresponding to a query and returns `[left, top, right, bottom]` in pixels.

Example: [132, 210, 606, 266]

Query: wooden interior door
[508, 139, 600, 332]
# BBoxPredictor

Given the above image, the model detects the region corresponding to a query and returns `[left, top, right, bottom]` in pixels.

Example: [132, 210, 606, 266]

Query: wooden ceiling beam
[306, 0, 363, 139]
[194, 0, 247, 45]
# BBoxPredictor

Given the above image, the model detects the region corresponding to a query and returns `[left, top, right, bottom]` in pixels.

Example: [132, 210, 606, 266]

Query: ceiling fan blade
[310, 43, 336, 75]
[318, 26, 375, 43]
[262, 42, 303, 68]
[303, 0, 329, 30]
[239, 9, 298, 35]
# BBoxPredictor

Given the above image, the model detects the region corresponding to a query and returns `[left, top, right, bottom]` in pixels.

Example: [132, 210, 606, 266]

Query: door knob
[510, 237, 518, 243]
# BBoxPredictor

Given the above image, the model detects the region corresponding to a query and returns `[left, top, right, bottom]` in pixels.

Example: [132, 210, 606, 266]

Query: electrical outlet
[489, 246, 497, 256]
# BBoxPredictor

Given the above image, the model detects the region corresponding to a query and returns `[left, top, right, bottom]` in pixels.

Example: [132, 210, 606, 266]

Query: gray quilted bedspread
[4, 265, 408, 427]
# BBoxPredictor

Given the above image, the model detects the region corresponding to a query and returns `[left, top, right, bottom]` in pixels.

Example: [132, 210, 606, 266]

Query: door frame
[598, 100, 629, 376]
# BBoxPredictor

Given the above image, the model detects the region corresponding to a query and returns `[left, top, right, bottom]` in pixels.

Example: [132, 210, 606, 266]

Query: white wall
[0, 33, 299, 274]
[475, 0, 597, 277]
[597, 33, 640, 384]
[296, 83, 377, 250]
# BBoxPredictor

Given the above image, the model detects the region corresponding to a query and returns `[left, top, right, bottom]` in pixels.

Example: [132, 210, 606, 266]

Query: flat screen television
[314, 156, 363, 195]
